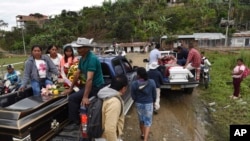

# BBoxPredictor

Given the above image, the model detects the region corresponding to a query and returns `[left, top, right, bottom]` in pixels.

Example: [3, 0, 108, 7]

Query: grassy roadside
[199, 50, 250, 141]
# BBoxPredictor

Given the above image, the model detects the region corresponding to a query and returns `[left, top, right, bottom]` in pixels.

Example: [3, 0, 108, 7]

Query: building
[161, 33, 225, 49]
[231, 31, 250, 47]
[16, 14, 48, 28]
[118, 42, 149, 53]
[193, 33, 225, 47]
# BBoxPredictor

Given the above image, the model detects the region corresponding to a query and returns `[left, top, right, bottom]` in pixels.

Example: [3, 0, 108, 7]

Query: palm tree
[0, 20, 8, 30]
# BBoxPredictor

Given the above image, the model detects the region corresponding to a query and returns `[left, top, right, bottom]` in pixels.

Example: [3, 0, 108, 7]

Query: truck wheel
[184, 88, 193, 94]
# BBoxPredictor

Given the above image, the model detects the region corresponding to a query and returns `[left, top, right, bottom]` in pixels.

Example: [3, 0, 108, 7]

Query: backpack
[241, 65, 250, 79]
[87, 95, 123, 138]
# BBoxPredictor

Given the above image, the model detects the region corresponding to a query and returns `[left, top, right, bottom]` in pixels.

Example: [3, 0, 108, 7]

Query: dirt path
[122, 89, 207, 141]
[123, 53, 208, 141]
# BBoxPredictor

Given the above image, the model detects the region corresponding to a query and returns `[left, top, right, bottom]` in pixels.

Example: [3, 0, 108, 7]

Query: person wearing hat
[4, 64, 21, 86]
[65, 37, 104, 125]
[147, 62, 164, 114]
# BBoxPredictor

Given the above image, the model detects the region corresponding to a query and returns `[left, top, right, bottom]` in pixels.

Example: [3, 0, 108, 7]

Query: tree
[0, 20, 8, 33]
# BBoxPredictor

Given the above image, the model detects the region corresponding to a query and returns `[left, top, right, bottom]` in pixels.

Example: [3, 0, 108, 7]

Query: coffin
[0, 88, 69, 141]
[169, 67, 189, 82]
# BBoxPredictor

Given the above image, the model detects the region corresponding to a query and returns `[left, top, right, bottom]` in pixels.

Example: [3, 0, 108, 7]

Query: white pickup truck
[145, 51, 199, 94]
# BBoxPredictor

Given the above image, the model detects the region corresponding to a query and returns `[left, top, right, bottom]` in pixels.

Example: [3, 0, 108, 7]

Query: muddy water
[122, 89, 207, 141]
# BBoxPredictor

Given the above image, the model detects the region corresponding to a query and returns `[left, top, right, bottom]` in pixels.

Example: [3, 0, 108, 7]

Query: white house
[230, 31, 250, 47]
[118, 42, 149, 53]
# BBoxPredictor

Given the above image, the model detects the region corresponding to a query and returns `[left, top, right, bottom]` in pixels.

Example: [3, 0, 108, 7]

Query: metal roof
[232, 31, 250, 37]
[161, 33, 225, 40]
[193, 33, 225, 40]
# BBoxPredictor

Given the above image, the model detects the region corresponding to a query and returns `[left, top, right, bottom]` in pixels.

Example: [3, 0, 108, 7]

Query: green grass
[200, 50, 250, 141]
[0, 56, 27, 64]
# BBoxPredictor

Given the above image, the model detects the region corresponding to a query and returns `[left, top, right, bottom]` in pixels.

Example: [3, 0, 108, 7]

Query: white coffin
[169, 67, 189, 82]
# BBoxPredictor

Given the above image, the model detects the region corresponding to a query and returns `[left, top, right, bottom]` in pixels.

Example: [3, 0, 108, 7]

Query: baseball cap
[7, 64, 14, 69]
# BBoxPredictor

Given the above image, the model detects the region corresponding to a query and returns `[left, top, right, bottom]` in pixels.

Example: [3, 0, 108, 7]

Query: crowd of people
[2, 38, 248, 141]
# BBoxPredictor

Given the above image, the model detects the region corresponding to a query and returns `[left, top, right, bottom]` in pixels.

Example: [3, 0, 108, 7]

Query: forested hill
[0, 0, 250, 51]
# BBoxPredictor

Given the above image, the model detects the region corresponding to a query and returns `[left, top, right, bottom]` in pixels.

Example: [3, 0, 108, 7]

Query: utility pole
[224, 0, 232, 47]
[21, 23, 26, 56]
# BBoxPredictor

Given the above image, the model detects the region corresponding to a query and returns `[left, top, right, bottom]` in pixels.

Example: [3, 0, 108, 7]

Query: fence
[197, 39, 225, 48]
[197, 37, 250, 48]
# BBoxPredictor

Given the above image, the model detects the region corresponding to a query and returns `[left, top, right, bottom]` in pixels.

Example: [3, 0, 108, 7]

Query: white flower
[51, 84, 57, 89]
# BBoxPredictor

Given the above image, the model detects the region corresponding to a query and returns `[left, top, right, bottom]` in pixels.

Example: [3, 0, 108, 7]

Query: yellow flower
[53, 89, 59, 95]
[69, 76, 74, 81]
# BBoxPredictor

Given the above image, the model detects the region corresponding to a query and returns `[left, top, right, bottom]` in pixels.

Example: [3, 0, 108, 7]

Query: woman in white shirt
[46, 45, 62, 82]
[231, 58, 245, 99]
[46, 45, 63, 71]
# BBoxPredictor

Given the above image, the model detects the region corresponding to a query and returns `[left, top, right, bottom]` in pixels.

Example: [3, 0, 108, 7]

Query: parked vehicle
[200, 66, 210, 89]
[103, 49, 126, 56]
[0, 71, 21, 95]
[0, 80, 20, 95]
[144, 51, 199, 94]
[0, 54, 136, 141]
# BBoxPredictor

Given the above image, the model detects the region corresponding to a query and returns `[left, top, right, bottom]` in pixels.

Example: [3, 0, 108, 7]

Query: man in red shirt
[184, 43, 201, 80]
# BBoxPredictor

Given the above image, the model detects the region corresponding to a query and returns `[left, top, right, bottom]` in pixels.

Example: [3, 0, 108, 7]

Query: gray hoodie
[21, 55, 58, 87]
[97, 86, 120, 99]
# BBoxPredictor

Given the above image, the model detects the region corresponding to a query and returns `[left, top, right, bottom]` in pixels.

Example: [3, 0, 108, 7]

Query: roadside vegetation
[200, 50, 250, 141]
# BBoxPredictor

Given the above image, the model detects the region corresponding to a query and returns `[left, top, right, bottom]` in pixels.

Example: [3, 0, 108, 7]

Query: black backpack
[87, 95, 123, 138]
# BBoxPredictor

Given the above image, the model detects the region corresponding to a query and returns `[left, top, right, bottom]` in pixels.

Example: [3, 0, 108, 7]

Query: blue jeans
[135, 103, 153, 127]
[31, 79, 53, 96]
[177, 58, 186, 66]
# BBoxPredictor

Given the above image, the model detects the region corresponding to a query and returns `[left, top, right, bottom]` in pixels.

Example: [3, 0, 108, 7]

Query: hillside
[1, 0, 250, 51]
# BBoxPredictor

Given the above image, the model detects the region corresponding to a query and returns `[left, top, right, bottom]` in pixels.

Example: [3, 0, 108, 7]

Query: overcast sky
[0, 0, 113, 30]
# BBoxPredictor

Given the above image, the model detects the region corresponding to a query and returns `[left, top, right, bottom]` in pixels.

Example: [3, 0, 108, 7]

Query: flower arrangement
[41, 84, 65, 96]
[67, 63, 86, 85]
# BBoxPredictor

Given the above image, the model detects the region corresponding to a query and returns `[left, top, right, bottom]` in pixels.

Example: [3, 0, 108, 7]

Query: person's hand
[81, 97, 90, 106]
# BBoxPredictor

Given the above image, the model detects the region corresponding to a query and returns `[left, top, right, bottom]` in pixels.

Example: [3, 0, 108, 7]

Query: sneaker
[140, 135, 144, 140]
[232, 96, 238, 100]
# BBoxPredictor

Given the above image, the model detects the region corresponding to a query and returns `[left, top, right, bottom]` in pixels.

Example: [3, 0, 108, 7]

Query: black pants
[68, 85, 104, 124]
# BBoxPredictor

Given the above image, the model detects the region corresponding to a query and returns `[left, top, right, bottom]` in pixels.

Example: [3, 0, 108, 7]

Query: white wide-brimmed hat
[71, 37, 95, 48]
[149, 62, 159, 69]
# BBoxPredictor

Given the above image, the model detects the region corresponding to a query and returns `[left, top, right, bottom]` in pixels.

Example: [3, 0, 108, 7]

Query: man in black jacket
[176, 46, 189, 66]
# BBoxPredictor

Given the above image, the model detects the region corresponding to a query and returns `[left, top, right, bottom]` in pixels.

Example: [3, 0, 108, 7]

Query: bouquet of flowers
[41, 84, 65, 96]
[67, 63, 86, 85]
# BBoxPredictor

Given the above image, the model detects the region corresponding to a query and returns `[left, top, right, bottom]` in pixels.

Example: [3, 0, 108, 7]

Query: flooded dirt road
[122, 89, 208, 141]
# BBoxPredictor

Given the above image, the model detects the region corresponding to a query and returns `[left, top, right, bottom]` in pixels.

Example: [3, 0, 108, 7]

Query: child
[60, 45, 78, 86]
